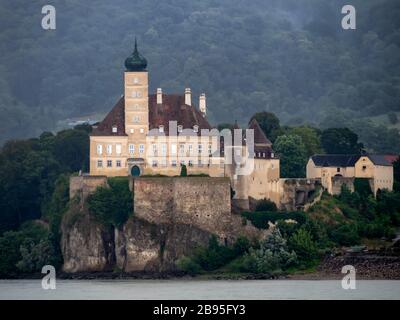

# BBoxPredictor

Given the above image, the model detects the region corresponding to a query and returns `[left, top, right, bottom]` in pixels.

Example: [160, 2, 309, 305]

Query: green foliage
[255, 198, 277, 212]
[237, 229, 297, 274]
[87, 177, 133, 228]
[330, 224, 360, 246]
[288, 227, 319, 263]
[354, 178, 373, 198]
[180, 164, 187, 177]
[321, 128, 363, 154]
[0, 222, 58, 276]
[242, 211, 306, 229]
[274, 134, 307, 178]
[288, 126, 323, 157]
[394, 157, 400, 192]
[388, 113, 398, 125]
[250, 112, 280, 142]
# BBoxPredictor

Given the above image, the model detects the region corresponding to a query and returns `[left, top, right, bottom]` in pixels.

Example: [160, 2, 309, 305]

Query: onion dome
[124, 38, 147, 71]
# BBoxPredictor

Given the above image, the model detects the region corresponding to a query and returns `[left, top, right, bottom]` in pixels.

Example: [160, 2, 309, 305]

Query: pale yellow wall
[124, 71, 149, 157]
[89, 136, 128, 176]
[246, 158, 280, 204]
[372, 165, 394, 194]
[354, 156, 374, 178]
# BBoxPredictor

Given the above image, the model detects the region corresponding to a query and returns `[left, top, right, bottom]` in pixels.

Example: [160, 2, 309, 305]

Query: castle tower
[124, 39, 149, 157]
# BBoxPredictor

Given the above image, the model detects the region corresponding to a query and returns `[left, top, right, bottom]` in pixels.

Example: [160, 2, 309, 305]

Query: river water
[0, 280, 399, 300]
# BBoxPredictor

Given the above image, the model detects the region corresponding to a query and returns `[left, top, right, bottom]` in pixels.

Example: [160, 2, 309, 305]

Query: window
[139, 144, 145, 154]
[112, 126, 117, 133]
[116, 160, 121, 167]
[171, 144, 177, 155]
[107, 160, 112, 167]
[198, 159, 203, 167]
[152, 144, 157, 156]
[97, 160, 103, 167]
[188, 144, 193, 155]
[189, 160, 193, 167]
[152, 160, 158, 167]
[178, 125, 183, 133]
[362, 165, 367, 171]
[97, 144, 103, 155]
[129, 144, 135, 154]
[140, 128, 144, 134]
[198, 144, 203, 154]
[337, 168, 340, 172]
[116, 144, 122, 155]
[208, 144, 212, 155]
[130, 128, 134, 134]
[271, 152, 274, 158]
[161, 143, 167, 156]
[159, 125, 164, 133]
[106, 145, 112, 155]
[193, 125, 199, 133]
[171, 160, 177, 167]
[133, 116, 140, 123]
[131, 91, 139, 98]
[179, 144, 185, 154]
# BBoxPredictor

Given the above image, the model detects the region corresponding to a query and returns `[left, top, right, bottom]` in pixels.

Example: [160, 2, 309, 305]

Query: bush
[330, 224, 360, 246]
[238, 229, 297, 274]
[176, 256, 202, 275]
[288, 227, 319, 263]
[255, 198, 277, 212]
[242, 211, 306, 229]
[87, 177, 132, 228]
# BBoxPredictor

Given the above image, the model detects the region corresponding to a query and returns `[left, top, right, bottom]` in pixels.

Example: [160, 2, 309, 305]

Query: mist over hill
[0, 0, 399, 151]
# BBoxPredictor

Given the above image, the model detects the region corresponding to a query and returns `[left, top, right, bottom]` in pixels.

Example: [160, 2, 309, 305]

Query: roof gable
[247, 118, 272, 146]
[91, 97, 127, 136]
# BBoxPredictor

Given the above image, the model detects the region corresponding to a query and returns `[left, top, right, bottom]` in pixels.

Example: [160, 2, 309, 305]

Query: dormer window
[271, 152, 274, 158]
[159, 125, 164, 133]
[112, 126, 117, 133]
[178, 125, 183, 133]
[193, 125, 199, 133]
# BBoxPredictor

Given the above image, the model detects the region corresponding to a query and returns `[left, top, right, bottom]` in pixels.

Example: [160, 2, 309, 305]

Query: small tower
[124, 38, 149, 153]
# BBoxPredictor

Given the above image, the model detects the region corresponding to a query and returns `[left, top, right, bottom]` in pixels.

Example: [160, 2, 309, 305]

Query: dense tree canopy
[321, 128, 363, 154]
[0, 0, 399, 154]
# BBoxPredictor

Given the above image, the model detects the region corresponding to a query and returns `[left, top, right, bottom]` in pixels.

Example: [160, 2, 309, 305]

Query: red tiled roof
[91, 97, 127, 136]
[148, 94, 212, 134]
[91, 94, 212, 137]
[248, 118, 272, 146]
[384, 154, 399, 164]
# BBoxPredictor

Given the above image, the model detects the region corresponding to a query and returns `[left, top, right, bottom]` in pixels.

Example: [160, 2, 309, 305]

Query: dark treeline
[0, 0, 400, 152]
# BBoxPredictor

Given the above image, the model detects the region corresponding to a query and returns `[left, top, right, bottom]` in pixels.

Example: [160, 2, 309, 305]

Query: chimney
[199, 93, 206, 117]
[185, 88, 191, 106]
[157, 88, 162, 104]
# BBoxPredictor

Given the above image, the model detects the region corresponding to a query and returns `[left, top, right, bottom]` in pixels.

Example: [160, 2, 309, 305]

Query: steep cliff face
[61, 176, 266, 273]
[61, 202, 115, 273]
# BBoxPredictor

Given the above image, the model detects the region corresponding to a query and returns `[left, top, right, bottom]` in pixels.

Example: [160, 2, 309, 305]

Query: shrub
[255, 198, 277, 212]
[87, 177, 132, 228]
[330, 224, 360, 246]
[288, 227, 319, 263]
[242, 211, 306, 229]
[238, 229, 297, 274]
[176, 256, 202, 275]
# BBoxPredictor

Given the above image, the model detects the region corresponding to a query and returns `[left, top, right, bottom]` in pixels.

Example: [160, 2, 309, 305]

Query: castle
[89, 41, 281, 207]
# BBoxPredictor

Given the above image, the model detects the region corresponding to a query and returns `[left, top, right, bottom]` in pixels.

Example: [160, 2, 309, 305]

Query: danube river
[0, 280, 399, 300]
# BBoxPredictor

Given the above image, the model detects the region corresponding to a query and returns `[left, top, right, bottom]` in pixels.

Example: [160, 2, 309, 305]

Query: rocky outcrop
[61, 202, 115, 273]
[61, 176, 267, 274]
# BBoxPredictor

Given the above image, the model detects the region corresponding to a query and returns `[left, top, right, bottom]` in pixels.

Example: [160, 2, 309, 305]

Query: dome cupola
[124, 38, 147, 71]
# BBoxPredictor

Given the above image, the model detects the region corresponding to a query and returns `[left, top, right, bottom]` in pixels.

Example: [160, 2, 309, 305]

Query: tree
[289, 126, 323, 157]
[321, 128, 363, 154]
[388, 113, 398, 125]
[274, 134, 307, 178]
[255, 198, 277, 212]
[250, 112, 280, 142]
[87, 177, 132, 228]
